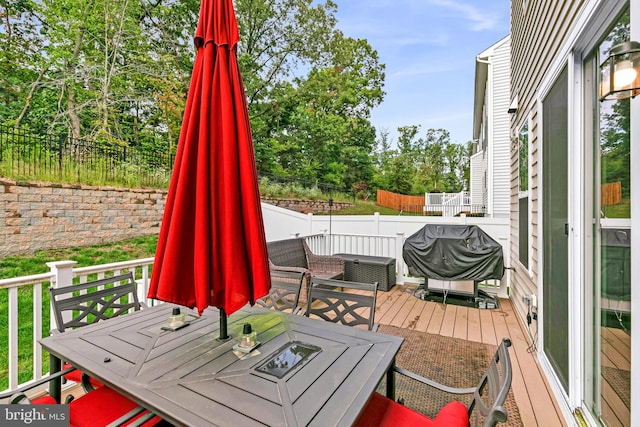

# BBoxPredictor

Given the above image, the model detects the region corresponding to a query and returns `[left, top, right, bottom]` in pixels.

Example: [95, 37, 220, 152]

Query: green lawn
[318, 199, 402, 215]
[601, 198, 631, 218]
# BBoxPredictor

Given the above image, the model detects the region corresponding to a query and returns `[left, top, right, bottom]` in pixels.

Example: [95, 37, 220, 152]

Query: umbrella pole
[218, 309, 230, 341]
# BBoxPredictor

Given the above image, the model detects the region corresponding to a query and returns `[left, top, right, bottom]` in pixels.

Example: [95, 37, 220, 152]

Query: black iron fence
[0, 126, 174, 188]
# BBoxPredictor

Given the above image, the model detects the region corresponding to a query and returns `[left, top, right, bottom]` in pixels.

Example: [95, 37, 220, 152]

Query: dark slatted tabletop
[40, 304, 402, 427]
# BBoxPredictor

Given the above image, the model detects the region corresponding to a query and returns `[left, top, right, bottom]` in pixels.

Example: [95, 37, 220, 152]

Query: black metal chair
[50, 271, 144, 332]
[49, 271, 145, 393]
[305, 277, 378, 331]
[354, 338, 513, 427]
[257, 270, 305, 313]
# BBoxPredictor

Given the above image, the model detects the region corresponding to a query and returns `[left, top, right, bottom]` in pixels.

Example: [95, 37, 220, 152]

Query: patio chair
[0, 366, 165, 426]
[305, 277, 378, 331]
[267, 237, 345, 304]
[49, 271, 145, 393]
[354, 337, 513, 427]
[256, 270, 305, 313]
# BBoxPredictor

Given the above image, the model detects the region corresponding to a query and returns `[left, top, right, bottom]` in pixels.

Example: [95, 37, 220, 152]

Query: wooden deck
[375, 284, 567, 427]
[52, 284, 568, 426]
[600, 326, 631, 426]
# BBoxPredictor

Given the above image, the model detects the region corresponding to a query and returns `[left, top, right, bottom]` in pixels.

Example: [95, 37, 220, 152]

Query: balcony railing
[0, 232, 503, 395]
[424, 191, 485, 217]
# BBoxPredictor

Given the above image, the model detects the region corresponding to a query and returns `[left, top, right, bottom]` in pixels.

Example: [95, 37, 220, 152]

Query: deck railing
[0, 258, 154, 394]
[0, 232, 503, 394]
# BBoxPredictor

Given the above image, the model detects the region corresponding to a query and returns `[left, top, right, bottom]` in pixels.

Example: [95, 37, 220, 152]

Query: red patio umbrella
[148, 0, 270, 339]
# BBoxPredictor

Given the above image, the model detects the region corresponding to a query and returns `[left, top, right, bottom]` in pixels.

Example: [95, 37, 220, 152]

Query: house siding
[509, 0, 585, 332]
[470, 150, 485, 207]
[473, 36, 511, 219]
[491, 39, 511, 219]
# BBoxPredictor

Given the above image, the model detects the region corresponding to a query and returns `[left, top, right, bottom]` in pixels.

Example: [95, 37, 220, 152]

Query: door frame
[534, 0, 631, 418]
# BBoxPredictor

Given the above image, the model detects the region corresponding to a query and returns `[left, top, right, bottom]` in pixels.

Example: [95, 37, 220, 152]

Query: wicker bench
[267, 238, 344, 303]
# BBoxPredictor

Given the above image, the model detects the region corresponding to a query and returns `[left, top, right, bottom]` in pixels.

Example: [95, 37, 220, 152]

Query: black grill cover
[403, 224, 504, 280]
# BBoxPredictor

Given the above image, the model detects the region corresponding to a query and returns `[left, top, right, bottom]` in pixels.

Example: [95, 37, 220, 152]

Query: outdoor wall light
[599, 41, 640, 101]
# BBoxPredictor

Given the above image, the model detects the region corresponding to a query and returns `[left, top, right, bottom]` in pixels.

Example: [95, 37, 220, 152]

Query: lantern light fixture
[599, 41, 640, 101]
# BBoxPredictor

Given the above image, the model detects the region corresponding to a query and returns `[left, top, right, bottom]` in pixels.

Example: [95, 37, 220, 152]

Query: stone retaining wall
[0, 179, 353, 257]
[260, 197, 352, 214]
[0, 179, 165, 257]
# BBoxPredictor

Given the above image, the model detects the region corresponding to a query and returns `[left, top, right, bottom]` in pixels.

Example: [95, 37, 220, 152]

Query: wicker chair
[267, 238, 344, 303]
[354, 338, 513, 427]
[305, 277, 378, 331]
[256, 270, 305, 313]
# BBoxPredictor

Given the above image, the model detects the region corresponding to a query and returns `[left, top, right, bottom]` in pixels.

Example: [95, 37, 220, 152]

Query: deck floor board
[375, 284, 566, 427]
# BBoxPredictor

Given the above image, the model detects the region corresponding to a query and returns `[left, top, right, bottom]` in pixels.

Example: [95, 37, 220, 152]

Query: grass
[601, 198, 631, 218]
[319, 200, 402, 215]
[0, 235, 159, 390]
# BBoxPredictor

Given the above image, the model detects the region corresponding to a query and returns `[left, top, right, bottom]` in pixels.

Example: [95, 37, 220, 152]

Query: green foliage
[373, 126, 471, 196]
[0, 0, 468, 201]
[259, 177, 325, 200]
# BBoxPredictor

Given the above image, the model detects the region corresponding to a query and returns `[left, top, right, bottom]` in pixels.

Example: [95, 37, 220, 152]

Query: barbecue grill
[403, 224, 504, 306]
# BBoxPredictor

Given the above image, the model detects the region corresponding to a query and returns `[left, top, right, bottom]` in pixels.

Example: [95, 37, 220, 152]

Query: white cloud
[427, 0, 501, 31]
[390, 62, 461, 78]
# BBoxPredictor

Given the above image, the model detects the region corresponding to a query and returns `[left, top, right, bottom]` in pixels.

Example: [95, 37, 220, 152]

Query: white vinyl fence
[1, 211, 510, 395]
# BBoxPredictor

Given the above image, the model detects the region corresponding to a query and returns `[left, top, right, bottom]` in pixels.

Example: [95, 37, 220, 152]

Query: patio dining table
[39, 304, 403, 426]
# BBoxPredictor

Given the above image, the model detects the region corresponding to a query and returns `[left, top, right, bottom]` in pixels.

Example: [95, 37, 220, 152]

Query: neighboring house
[472, 35, 511, 219]
[508, 1, 638, 426]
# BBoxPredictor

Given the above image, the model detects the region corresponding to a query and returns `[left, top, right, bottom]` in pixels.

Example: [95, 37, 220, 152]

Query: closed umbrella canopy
[148, 0, 270, 329]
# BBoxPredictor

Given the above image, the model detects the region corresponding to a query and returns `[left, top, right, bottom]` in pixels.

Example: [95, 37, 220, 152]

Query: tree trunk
[14, 66, 49, 129]
[66, 1, 95, 140]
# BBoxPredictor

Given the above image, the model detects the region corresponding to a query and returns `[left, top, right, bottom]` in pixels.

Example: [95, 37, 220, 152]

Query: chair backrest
[50, 272, 142, 333]
[267, 238, 309, 269]
[306, 278, 378, 330]
[256, 270, 305, 313]
[469, 337, 513, 427]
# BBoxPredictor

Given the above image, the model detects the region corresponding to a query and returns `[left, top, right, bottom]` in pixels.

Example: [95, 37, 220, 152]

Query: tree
[373, 126, 470, 196]
[1, 0, 387, 193]
[237, 2, 385, 190]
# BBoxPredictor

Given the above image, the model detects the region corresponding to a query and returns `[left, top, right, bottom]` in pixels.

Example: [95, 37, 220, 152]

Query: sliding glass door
[542, 66, 569, 393]
[585, 10, 632, 426]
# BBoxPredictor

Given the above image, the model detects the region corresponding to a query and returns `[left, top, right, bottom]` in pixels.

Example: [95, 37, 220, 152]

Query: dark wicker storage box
[334, 254, 396, 291]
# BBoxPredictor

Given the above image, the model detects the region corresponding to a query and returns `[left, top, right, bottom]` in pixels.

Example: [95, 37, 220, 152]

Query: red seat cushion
[69, 386, 163, 427]
[33, 395, 57, 404]
[354, 392, 469, 427]
[63, 363, 104, 389]
[433, 401, 469, 426]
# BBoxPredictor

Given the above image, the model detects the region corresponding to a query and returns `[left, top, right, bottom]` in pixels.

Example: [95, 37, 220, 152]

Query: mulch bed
[376, 324, 523, 426]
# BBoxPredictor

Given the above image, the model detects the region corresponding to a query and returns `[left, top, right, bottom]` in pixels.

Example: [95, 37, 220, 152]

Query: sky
[333, 0, 510, 145]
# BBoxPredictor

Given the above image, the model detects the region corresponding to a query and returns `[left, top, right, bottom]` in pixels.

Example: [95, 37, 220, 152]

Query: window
[518, 121, 529, 268]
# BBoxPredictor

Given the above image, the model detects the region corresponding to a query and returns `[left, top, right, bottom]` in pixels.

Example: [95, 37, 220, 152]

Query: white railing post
[137, 265, 151, 306]
[8, 287, 18, 390]
[33, 282, 42, 381]
[395, 233, 405, 284]
[307, 212, 314, 236]
[46, 261, 77, 332]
